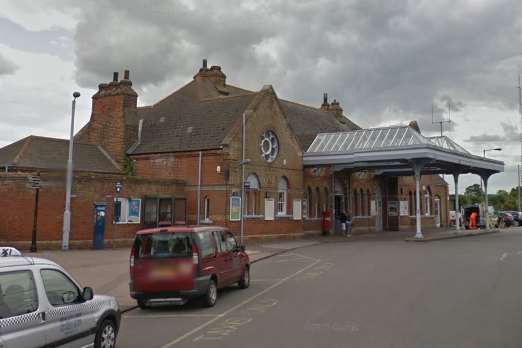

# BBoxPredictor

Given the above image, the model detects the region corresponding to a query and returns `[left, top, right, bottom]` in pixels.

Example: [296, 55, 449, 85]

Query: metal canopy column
[413, 161, 425, 239]
[481, 173, 491, 229]
[453, 173, 460, 232]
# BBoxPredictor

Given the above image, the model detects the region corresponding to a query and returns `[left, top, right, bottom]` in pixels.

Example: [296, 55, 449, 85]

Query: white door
[434, 198, 441, 228]
[40, 268, 97, 348]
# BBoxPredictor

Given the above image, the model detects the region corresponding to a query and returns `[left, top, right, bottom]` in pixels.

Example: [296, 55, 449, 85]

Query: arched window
[307, 186, 313, 218]
[360, 188, 365, 216]
[277, 177, 289, 216]
[245, 173, 260, 216]
[203, 196, 210, 222]
[324, 187, 329, 212]
[316, 187, 321, 217]
[408, 191, 415, 216]
[424, 186, 431, 216]
[367, 189, 372, 216]
[353, 189, 359, 216]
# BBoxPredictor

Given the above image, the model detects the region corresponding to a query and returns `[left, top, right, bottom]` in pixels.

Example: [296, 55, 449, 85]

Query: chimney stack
[123, 69, 130, 80]
[113, 72, 119, 82]
[194, 59, 226, 87]
[320, 92, 330, 110]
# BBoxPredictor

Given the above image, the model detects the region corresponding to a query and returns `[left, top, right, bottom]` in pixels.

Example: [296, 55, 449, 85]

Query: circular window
[259, 130, 279, 162]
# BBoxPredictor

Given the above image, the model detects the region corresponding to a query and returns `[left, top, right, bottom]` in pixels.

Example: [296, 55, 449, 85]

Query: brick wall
[0, 171, 184, 249]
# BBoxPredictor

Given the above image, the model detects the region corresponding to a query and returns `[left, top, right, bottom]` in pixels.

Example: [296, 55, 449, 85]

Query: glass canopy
[307, 126, 430, 154]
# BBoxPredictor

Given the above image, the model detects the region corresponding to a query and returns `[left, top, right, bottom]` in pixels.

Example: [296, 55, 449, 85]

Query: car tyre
[137, 297, 148, 310]
[94, 319, 117, 348]
[238, 266, 250, 289]
[203, 279, 217, 307]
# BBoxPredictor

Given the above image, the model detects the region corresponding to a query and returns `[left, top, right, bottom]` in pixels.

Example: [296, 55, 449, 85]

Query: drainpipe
[197, 151, 202, 224]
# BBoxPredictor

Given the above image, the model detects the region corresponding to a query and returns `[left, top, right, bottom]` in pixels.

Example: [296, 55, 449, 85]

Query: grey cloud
[0, 16, 74, 60]
[17, 0, 522, 130]
[465, 122, 519, 144]
[0, 53, 17, 75]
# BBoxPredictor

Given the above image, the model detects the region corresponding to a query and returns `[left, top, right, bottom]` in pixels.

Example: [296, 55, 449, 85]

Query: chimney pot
[113, 72, 119, 82]
[124, 70, 130, 80]
[323, 93, 328, 105]
[203, 59, 208, 69]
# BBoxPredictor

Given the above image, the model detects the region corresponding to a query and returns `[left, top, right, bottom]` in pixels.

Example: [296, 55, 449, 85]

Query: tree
[464, 184, 483, 205]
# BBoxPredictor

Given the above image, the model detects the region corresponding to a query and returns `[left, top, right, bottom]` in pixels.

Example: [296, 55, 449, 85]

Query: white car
[0, 257, 120, 348]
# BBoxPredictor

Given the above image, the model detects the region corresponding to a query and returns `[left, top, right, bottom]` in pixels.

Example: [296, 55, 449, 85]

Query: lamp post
[62, 92, 80, 251]
[481, 147, 501, 226]
[483, 147, 502, 158]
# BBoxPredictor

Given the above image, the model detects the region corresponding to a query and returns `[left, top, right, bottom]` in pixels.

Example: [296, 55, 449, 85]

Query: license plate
[150, 267, 177, 280]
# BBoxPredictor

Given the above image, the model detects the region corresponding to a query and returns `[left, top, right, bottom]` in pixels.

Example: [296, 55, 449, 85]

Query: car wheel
[137, 297, 148, 310]
[238, 266, 250, 289]
[94, 319, 117, 348]
[203, 279, 217, 307]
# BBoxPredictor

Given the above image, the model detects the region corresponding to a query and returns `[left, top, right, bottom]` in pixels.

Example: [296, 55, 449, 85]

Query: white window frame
[203, 197, 212, 223]
[424, 192, 431, 216]
[277, 191, 287, 216]
[114, 197, 141, 224]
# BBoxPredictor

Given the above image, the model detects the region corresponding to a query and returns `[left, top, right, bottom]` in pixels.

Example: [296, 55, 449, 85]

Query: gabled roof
[0, 136, 121, 173]
[127, 76, 361, 155]
[280, 100, 360, 149]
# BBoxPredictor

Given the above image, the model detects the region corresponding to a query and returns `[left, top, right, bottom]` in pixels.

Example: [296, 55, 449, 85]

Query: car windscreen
[134, 233, 192, 259]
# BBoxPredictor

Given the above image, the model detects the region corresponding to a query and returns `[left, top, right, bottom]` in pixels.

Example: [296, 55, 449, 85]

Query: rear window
[134, 233, 192, 258]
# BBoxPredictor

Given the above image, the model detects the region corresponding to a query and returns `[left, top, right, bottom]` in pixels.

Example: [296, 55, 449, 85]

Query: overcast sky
[1, 0, 522, 193]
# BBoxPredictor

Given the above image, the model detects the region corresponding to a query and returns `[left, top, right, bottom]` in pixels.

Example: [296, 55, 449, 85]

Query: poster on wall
[293, 199, 302, 220]
[399, 201, 409, 216]
[230, 196, 241, 221]
[388, 201, 399, 216]
[127, 199, 142, 223]
[265, 198, 275, 220]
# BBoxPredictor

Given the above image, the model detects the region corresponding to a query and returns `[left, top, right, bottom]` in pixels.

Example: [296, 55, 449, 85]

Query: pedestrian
[339, 210, 352, 237]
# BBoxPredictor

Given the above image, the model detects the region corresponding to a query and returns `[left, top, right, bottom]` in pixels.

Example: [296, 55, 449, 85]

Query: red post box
[322, 210, 332, 235]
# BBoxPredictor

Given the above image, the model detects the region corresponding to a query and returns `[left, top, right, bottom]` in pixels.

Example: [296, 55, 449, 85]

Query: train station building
[0, 61, 503, 248]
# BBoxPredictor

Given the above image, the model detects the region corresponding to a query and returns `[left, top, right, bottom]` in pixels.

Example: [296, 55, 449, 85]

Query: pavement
[28, 227, 506, 312]
[115, 228, 522, 348]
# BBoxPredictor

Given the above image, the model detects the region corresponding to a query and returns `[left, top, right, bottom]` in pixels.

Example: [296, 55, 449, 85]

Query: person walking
[340, 210, 352, 237]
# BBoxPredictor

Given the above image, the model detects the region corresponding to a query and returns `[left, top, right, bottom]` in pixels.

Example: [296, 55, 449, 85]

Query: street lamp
[62, 91, 80, 251]
[481, 147, 502, 227]
[483, 147, 502, 157]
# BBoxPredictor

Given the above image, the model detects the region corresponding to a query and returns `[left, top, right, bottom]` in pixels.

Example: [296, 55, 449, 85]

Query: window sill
[245, 215, 264, 219]
[276, 214, 292, 219]
[201, 219, 213, 224]
[114, 221, 140, 225]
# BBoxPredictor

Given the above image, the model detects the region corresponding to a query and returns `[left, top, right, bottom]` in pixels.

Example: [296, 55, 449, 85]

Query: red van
[129, 226, 250, 308]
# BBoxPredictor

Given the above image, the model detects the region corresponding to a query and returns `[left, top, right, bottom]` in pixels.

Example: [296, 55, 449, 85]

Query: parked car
[496, 212, 514, 228]
[506, 211, 522, 226]
[129, 226, 250, 309]
[0, 257, 120, 348]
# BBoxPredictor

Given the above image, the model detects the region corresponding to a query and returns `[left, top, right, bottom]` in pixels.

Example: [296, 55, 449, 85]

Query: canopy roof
[304, 126, 503, 176]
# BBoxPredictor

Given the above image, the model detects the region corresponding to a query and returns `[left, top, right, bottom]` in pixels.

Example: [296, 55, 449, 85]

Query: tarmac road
[117, 230, 522, 348]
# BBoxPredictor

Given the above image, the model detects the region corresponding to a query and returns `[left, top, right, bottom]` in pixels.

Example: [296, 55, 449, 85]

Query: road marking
[250, 278, 284, 282]
[124, 313, 221, 319]
[500, 252, 509, 261]
[159, 258, 322, 348]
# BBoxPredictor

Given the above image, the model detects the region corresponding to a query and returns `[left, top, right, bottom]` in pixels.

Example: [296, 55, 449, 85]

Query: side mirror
[82, 287, 94, 301]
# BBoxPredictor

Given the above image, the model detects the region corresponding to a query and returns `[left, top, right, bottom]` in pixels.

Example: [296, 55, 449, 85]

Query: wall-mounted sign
[115, 181, 123, 193]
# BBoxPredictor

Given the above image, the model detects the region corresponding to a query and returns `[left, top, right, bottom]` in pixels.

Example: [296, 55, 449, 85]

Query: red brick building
[0, 61, 449, 248]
